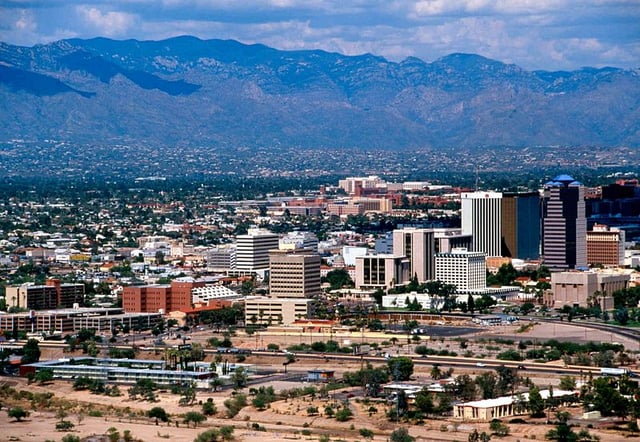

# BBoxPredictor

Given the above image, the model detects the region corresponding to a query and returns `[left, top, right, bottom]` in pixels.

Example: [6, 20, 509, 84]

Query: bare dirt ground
[2, 320, 637, 442]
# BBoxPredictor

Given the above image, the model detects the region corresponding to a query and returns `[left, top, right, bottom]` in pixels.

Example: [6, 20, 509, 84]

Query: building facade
[548, 270, 629, 308]
[461, 191, 503, 257]
[6, 279, 85, 310]
[354, 254, 410, 290]
[587, 224, 625, 266]
[393, 228, 436, 282]
[542, 175, 587, 271]
[235, 228, 279, 272]
[435, 248, 487, 292]
[502, 191, 541, 260]
[268, 249, 321, 298]
[244, 297, 312, 325]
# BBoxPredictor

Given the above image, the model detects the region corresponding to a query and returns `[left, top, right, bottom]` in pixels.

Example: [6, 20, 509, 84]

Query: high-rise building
[235, 228, 279, 272]
[393, 228, 436, 282]
[280, 231, 319, 253]
[392, 228, 473, 283]
[435, 248, 486, 292]
[502, 192, 541, 260]
[586, 224, 625, 266]
[542, 175, 587, 271]
[269, 249, 321, 298]
[461, 191, 503, 257]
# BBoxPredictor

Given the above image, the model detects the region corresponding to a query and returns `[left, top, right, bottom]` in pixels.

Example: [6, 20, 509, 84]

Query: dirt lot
[2, 321, 637, 441]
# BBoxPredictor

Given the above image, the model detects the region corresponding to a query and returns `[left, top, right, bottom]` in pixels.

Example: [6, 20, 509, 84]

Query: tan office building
[269, 249, 321, 298]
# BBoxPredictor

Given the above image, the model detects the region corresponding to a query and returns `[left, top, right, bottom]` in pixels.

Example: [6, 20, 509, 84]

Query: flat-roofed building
[587, 224, 625, 266]
[355, 254, 410, 290]
[461, 191, 503, 257]
[235, 228, 279, 272]
[269, 249, 321, 299]
[548, 270, 629, 309]
[244, 297, 312, 325]
[5, 279, 84, 310]
[435, 248, 487, 292]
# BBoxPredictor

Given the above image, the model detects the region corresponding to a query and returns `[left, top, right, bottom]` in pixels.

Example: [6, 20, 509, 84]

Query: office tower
[502, 192, 541, 260]
[235, 228, 279, 272]
[587, 224, 625, 266]
[461, 191, 503, 257]
[542, 174, 587, 271]
[269, 249, 321, 298]
[435, 248, 486, 291]
[393, 228, 436, 282]
[355, 254, 410, 290]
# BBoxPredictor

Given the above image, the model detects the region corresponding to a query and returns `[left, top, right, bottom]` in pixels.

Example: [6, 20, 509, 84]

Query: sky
[1, 1, 639, 71]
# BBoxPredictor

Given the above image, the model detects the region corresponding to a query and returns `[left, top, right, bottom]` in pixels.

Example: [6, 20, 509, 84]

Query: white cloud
[76, 6, 136, 37]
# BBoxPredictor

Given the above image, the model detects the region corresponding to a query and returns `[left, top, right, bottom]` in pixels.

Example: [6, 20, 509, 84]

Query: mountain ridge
[0, 36, 638, 148]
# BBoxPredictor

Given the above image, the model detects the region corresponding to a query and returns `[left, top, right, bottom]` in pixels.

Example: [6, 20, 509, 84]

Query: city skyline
[1, 1, 638, 71]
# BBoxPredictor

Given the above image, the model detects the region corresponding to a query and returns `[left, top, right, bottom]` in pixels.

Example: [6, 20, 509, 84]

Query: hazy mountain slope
[0, 36, 638, 148]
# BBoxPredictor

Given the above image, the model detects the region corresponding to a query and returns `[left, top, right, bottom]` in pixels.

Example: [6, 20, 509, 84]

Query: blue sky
[1, 1, 638, 71]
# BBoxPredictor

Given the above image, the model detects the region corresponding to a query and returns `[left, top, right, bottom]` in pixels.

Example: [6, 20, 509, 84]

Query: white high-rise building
[235, 228, 279, 272]
[435, 248, 487, 291]
[461, 191, 503, 257]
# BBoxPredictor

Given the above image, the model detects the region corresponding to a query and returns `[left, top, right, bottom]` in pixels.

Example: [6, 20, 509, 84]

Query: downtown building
[435, 248, 487, 292]
[461, 191, 503, 257]
[542, 175, 587, 271]
[501, 192, 541, 260]
[268, 248, 322, 299]
[586, 224, 625, 267]
[234, 228, 280, 274]
[6, 279, 85, 310]
[392, 228, 472, 282]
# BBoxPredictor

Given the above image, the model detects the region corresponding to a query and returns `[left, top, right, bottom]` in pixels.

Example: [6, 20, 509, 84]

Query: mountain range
[1, 36, 639, 149]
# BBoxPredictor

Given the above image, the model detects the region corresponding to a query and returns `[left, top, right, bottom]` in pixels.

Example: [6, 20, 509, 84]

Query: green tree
[35, 368, 54, 384]
[21, 338, 41, 364]
[335, 407, 353, 421]
[476, 372, 498, 399]
[559, 376, 576, 391]
[489, 420, 509, 437]
[390, 427, 415, 442]
[359, 428, 374, 440]
[183, 411, 206, 428]
[528, 385, 545, 418]
[8, 406, 29, 421]
[202, 399, 217, 416]
[147, 406, 169, 425]
[387, 356, 414, 381]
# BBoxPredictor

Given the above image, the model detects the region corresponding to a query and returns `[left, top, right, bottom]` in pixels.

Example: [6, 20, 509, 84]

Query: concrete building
[244, 297, 312, 325]
[6, 279, 84, 310]
[392, 228, 472, 283]
[122, 280, 206, 313]
[268, 249, 321, 299]
[502, 191, 541, 260]
[342, 246, 369, 267]
[354, 254, 410, 290]
[454, 389, 577, 422]
[542, 175, 587, 271]
[235, 228, 279, 273]
[587, 224, 625, 266]
[435, 248, 487, 292]
[338, 175, 385, 195]
[461, 191, 503, 257]
[205, 246, 235, 270]
[393, 228, 436, 282]
[548, 270, 629, 309]
[0, 308, 161, 334]
[280, 231, 319, 253]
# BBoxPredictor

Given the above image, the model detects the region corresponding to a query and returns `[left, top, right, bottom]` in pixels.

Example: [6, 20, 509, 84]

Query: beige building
[355, 254, 410, 290]
[454, 389, 577, 422]
[269, 249, 321, 298]
[548, 270, 629, 309]
[244, 297, 312, 325]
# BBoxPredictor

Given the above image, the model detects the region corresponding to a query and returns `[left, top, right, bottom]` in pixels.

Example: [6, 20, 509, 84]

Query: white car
[476, 362, 485, 367]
